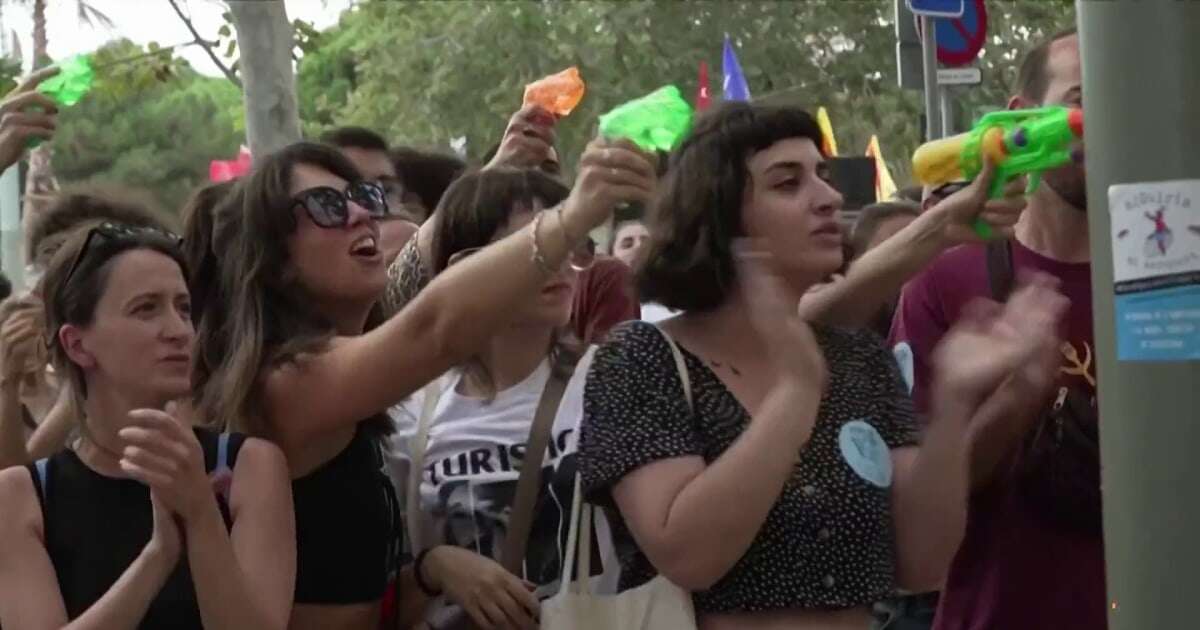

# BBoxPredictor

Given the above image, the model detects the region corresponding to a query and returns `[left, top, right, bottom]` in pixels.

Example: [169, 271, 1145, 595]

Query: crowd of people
[0, 26, 1102, 630]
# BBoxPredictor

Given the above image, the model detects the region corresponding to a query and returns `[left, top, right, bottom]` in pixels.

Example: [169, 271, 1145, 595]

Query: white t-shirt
[389, 348, 618, 611]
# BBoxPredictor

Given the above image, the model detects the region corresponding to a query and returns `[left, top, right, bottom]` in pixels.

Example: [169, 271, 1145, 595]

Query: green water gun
[912, 106, 1084, 238]
[598, 85, 694, 153]
[27, 54, 95, 148]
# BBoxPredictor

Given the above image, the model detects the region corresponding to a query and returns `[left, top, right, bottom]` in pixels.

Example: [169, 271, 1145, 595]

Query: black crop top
[28, 429, 245, 629]
[291, 425, 401, 604]
[580, 321, 920, 615]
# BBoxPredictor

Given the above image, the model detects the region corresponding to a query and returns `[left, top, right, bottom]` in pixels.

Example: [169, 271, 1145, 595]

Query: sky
[1, 0, 355, 76]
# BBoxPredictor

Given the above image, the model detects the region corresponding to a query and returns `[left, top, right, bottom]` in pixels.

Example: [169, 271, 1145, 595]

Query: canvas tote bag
[539, 325, 697, 629]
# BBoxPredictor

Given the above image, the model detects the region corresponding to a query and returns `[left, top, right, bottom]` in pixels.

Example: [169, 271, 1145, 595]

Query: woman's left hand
[119, 408, 214, 524]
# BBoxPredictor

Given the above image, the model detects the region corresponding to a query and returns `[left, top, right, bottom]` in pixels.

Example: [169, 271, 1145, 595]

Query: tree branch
[166, 0, 242, 88]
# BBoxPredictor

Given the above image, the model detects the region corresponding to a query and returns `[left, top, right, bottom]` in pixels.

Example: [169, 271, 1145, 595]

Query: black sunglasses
[292, 181, 389, 228]
[65, 222, 183, 286]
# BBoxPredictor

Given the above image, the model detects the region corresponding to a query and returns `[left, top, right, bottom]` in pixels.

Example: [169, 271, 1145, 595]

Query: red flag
[209, 146, 252, 183]
[696, 61, 711, 112]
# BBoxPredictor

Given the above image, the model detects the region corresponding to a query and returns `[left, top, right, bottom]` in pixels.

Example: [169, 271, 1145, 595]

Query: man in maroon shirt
[890, 29, 1104, 630]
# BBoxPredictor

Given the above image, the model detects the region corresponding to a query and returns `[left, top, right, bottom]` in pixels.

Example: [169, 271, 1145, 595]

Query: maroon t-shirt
[571, 256, 640, 345]
[889, 240, 1107, 630]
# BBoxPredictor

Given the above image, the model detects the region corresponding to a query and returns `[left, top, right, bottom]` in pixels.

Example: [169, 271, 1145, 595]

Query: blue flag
[722, 35, 751, 102]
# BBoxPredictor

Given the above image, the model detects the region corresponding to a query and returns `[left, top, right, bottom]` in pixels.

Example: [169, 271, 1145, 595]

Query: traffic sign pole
[939, 86, 955, 136]
[921, 16, 942, 140]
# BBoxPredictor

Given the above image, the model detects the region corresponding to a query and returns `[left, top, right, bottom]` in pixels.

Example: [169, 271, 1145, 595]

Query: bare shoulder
[0, 465, 42, 541]
[233, 437, 288, 477]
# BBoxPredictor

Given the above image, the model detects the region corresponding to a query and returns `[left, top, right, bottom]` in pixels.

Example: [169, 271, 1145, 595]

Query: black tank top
[291, 425, 401, 603]
[27, 429, 244, 629]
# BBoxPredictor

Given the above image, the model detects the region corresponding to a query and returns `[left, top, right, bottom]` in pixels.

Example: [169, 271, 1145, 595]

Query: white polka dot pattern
[579, 321, 920, 614]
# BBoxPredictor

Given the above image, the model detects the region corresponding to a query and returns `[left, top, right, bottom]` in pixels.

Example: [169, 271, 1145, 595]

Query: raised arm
[0, 468, 179, 630]
[265, 139, 656, 446]
[382, 105, 558, 316]
[800, 160, 1024, 328]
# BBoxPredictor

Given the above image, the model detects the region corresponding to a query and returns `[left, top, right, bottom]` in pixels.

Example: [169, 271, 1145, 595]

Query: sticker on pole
[1109, 179, 1200, 361]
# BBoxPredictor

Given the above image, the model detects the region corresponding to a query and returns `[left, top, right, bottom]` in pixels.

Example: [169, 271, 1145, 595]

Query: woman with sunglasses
[194, 141, 654, 630]
[391, 167, 617, 630]
[0, 222, 295, 629]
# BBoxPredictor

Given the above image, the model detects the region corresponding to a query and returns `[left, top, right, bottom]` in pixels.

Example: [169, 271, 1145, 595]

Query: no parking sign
[916, 0, 989, 67]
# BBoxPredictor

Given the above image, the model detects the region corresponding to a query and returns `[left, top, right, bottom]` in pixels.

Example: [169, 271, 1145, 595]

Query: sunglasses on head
[65, 222, 184, 286]
[292, 181, 389, 228]
[448, 235, 597, 272]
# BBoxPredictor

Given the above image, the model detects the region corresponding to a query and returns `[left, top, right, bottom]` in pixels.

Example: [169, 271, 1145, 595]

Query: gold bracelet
[529, 212, 556, 275]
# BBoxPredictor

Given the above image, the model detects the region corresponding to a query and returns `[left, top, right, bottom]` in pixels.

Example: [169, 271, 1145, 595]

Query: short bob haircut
[638, 102, 826, 312]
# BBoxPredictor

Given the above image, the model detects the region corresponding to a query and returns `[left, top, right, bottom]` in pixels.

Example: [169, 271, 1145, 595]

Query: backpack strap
[986, 239, 1016, 302]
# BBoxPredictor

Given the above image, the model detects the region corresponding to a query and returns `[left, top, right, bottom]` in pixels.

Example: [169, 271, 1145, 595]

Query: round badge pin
[838, 420, 893, 488]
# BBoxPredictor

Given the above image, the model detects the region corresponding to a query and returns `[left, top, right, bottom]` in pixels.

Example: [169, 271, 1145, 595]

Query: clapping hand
[933, 273, 1068, 412]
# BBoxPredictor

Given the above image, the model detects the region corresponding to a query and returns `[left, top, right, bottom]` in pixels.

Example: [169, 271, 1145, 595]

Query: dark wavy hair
[194, 142, 390, 437]
[638, 102, 826, 312]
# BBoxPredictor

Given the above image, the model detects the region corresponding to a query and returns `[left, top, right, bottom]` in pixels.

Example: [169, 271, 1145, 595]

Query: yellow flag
[866, 135, 897, 202]
[816, 107, 838, 157]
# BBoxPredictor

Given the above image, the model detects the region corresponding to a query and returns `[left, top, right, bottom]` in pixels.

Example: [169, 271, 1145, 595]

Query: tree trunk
[227, 0, 301, 162]
[22, 0, 57, 271]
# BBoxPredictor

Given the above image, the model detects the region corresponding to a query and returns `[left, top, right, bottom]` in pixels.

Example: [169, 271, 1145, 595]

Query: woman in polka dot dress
[577, 102, 1068, 630]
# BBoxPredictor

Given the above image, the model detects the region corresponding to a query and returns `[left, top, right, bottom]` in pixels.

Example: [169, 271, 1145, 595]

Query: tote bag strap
[556, 325, 695, 596]
[558, 473, 588, 596]
[406, 378, 444, 553]
[654, 324, 693, 410]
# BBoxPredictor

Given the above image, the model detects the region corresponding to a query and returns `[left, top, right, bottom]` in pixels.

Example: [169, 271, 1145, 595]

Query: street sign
[906, 0, 964, 17]
[937, 67, 982, 85]
[918, 0, 988, 67]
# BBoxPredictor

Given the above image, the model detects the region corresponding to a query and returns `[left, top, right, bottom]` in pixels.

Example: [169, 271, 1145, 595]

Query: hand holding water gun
[0, 66, 61, 171]
[912, 106, 1084, 238]
[487, 67, 586, 172]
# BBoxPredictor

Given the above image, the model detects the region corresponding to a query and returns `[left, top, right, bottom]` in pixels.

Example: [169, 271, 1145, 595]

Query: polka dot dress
[579, 321, 920, 615]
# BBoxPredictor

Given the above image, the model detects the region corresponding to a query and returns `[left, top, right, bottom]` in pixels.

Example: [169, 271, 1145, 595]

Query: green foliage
[297, 0, 1075, 184]
[0, 55, 22, 94]
[50, 40, 243, 212]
